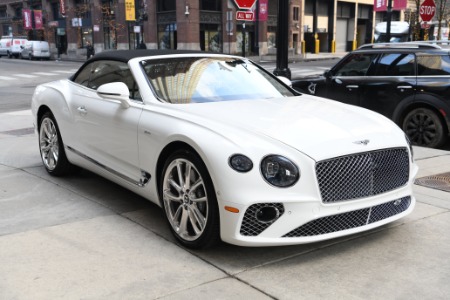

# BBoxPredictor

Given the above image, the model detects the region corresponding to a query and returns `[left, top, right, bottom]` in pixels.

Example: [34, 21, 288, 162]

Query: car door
[325, 53, 378, 106]
[359, 52, 416, 119]
[70, 60, 144, 183]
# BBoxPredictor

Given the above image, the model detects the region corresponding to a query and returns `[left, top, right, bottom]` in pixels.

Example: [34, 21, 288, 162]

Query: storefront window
[82, 27, 93, 47]
[158, 23, 176, 49]
[200, 24, 222, 52]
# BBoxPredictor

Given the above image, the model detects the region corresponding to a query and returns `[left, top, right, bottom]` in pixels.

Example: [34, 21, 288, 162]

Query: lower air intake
[283, 196, 411, 238]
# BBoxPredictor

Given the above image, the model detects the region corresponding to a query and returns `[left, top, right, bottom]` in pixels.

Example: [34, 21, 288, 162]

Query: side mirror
[97, 82, 130, 108]
[277, 76, 292, 87]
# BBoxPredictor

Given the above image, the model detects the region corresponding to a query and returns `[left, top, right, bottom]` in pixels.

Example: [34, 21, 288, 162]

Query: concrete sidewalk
[1, 110, 450, 300]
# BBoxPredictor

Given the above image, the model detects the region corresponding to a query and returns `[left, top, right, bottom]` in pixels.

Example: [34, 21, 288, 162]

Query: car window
[141, 57, 295, 104]
[374, 53, 415, 76]
[73, 63, 93, 87]
[74, 60, 142, 101]
[333, 53, 377, 76]
[417, 55, 450, 76]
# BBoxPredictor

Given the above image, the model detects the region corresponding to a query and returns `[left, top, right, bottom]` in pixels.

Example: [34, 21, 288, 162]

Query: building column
[92, 0, 103, 52]
[176, 0, 200, 50]
[115, 0, 129, 50]
[144, 0, 157, 49]
[328, 0, 336, 52]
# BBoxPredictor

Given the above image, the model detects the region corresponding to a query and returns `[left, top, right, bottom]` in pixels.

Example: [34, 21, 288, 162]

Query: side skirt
[66, 146, 151, 187]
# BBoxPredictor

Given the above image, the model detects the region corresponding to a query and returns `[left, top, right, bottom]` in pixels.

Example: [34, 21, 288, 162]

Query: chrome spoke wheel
[39, 117, 60, 170]
[163, 158, 208, 242]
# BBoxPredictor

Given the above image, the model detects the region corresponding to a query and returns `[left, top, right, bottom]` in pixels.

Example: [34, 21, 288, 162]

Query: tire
[402, 108, 446, 148]
[38, 112, 76, 176]
[7, 52, 12, 59]
[29, 54, 32, 60]
[160, 149, 220, 249]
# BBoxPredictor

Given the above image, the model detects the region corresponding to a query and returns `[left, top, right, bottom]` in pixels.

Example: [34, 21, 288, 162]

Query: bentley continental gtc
[31, 50, 418, 248]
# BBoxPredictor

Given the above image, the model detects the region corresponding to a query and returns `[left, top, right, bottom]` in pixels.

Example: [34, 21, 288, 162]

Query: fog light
[255, 205, 280, 223]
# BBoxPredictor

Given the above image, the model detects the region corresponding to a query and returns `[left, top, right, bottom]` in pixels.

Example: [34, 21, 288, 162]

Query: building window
[158, 23, 177, 49]
[201, 0, 221, 11]
[200, 24, 222, 52]
[157, 0, 176, 12]
[293, 6, 299, 21]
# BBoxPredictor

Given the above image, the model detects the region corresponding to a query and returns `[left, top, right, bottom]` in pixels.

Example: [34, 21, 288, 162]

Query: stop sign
[234, 0, 256, 9]
[420, 0, 436, 22]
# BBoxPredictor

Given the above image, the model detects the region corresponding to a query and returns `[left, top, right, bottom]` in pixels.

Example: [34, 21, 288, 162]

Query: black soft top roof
[71, 49, 226, 81]
[90, 49, 211, 63]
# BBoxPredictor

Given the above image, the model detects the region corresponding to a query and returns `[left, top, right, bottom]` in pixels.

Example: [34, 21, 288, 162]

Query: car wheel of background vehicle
[160, 149, 220, 249]
[39, 111, 76, 176]
[403, 108, 446, 148]
[7, 52, 12, 58]
[29, 54, 32, 60]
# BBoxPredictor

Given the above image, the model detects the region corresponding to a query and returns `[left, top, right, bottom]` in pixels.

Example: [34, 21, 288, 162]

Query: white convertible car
[31, 50, 418, 249]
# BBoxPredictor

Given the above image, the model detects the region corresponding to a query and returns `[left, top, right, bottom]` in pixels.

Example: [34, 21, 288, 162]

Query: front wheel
[39, 112, 76, 176]
[160, 149, 220, 249]
[403, 108, 446, 148]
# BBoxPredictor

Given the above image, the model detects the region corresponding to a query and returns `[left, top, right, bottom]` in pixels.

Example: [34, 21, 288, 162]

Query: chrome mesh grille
[316, 148, 409, 203]
[240, 203, 285, 236]
[282, 196, 411, 237]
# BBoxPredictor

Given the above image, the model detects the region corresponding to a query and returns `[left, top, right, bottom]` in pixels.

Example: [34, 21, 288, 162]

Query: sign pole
[386, 0, 393, 42]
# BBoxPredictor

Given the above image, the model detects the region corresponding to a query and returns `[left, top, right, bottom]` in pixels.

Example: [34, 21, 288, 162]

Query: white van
[20, 40, 51, 60]
[0, 36, 28, 58]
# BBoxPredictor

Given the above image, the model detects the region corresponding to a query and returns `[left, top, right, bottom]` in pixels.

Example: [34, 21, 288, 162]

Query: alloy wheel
[162, 158, 208, 242]
[39, 117, 60, 171]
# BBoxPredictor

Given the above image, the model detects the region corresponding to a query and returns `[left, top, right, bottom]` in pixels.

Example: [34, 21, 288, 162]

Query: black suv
[292, 43, 450, 148]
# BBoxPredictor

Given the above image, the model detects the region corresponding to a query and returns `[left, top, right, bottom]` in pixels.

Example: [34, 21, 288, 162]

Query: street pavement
[1, 106, 450, 299]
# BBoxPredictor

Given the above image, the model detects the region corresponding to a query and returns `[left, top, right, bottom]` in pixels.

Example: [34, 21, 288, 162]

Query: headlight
[405, 134, 414, 162]
[229, 154, 253, 172]
[260, 155, 299, 187]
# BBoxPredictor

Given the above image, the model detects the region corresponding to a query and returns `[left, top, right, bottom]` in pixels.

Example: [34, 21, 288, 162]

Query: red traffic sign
[234, 0, 256, 9]
[420, 0, 436, 22]
[236, 11, 254, 21]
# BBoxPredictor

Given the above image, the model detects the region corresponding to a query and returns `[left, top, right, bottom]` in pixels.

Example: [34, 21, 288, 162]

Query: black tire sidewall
[403, 108, 445, 148]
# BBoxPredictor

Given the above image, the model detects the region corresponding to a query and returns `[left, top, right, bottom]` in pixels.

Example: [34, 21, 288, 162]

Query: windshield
[141, 57, 295, 103]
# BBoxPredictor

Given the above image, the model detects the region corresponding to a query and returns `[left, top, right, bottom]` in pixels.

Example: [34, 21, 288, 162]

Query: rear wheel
[403, 108, 446, 148]
[160, 149, 220, 249]
[39, 111, 76, 176]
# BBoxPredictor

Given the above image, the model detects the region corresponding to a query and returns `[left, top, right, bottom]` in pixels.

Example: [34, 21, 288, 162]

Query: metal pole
[254, 0, 259, 56]
[273, 0, 291, 79]
[386, 0, 393, 42]
[242, 22, 246, 57]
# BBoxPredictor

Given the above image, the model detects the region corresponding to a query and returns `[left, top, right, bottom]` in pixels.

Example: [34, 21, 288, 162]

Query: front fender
[32, 80, 76, 146]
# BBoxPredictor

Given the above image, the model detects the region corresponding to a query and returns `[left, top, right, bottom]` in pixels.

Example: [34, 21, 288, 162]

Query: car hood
[170, 95, 406, 161]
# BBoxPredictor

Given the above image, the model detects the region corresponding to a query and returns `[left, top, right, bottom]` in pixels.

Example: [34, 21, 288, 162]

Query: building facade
[0, 0, 417, 59]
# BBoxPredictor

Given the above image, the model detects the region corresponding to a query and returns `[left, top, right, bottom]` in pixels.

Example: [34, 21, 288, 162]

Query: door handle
[346, 85, 359, 90]
[397, 86, 413, 90]
[77, 106, 87, 115]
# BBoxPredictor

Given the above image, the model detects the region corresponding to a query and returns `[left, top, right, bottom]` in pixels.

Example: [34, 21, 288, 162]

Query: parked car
[20, 40, 50, 60]
[292, 43, 450, 148]
[31, 50, 418, 249]
[0, 36, 28, 58]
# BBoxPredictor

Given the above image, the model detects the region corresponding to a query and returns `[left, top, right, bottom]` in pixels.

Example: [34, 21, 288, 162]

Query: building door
[336, 19, 347, 52]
